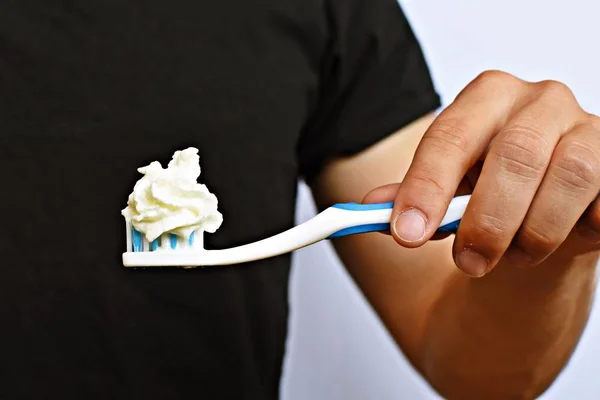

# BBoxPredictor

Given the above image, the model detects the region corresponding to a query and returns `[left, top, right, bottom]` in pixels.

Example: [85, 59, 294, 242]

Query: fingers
[453, 81, 586, 276]
[570, 116, 600, 244]
[504, 117, 600, 266]
[391, 71, 526, 247]
[381, 72, 597, 278]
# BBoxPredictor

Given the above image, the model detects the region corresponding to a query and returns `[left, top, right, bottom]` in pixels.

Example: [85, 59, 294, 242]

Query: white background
[281, 0, 600, 399]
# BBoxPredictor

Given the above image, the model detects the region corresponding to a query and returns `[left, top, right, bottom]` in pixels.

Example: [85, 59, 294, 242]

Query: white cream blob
[122, 147, 223, 242]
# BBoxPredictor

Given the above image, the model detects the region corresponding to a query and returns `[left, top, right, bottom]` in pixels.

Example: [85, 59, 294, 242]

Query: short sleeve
[297, 0, 441, 182]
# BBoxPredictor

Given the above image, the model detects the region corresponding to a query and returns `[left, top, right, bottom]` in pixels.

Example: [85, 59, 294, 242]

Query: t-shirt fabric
[0, 0, 440, 399]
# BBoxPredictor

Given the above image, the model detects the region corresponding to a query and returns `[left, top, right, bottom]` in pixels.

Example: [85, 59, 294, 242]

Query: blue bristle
[170, 234, 178, 249]
[132, 229, 143, 252]
[189, 232, 195, 246]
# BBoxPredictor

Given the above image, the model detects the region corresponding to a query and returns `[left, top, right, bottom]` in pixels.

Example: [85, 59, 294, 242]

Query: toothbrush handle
[123, 195, 471, 267]
[327, 194, 470, 239]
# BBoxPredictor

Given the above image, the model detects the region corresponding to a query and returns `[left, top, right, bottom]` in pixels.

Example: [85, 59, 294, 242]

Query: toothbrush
[122, 195, 471, 268]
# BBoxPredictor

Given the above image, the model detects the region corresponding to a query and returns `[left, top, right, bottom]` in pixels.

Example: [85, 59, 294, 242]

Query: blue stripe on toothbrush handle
[327, 220, 462, 239]
[328, 202, 394, 238]
[327, 220, 460, 239]
[437, 219, 461, 234]
[327, 202, 462, 238]
[331, 202, 394, 211]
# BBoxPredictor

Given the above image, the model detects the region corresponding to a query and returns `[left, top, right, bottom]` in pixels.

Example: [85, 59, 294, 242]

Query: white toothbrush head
[123, 220, 208, 268]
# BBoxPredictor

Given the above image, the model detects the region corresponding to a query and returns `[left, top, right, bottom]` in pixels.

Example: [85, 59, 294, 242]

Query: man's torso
[0, 1, 327, 398]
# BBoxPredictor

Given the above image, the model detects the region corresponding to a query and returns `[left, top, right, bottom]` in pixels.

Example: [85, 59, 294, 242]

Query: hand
[366, 70, 600, 277]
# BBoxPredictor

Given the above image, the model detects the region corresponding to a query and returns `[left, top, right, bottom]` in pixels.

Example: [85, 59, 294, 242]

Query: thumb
[363, 182, 464, 242]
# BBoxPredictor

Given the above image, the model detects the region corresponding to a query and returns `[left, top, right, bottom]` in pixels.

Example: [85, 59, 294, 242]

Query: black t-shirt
[1, 1, 439, 399]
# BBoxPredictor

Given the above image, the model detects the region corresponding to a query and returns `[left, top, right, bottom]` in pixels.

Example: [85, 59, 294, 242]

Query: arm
[311, 112, 599, 399]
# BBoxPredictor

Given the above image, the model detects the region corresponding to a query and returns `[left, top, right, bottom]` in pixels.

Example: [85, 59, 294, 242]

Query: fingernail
[456, 249, 489, 277]
[392, 210, 426, 242]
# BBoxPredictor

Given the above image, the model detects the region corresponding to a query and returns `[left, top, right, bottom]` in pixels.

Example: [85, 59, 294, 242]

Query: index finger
[391, 71, 523, 246]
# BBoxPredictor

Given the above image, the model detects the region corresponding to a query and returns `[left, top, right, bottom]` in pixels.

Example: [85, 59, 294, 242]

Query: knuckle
[553, 142, 600, 192]
[493, 126, 550, 180]
[517, 223, 561, 256]
[473, 70, 515, 87]
[536, 79, 575, 101]
[423, 118, 471, 155]
[409, 174, 446, 197]
[466, 70, 523, 102]
[586, 113, 600, 131]
[469, 212, 512, 252]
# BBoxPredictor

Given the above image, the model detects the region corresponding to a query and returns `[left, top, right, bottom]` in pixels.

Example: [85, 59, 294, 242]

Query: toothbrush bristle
[169, 234, 178, 249]
[132, 229, 143, 252]
[128, 228, 203, 253]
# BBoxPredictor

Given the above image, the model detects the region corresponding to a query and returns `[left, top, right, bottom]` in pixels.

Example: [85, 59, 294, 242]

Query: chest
[1, 0, 326, 155]
[0, 0, 327, 250]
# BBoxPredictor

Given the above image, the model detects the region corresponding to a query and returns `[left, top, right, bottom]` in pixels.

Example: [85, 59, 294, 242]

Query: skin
[312, 70, 600, 399]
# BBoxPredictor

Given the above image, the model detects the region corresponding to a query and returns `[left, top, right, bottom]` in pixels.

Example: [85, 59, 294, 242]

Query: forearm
[421, 249, 598, 399]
